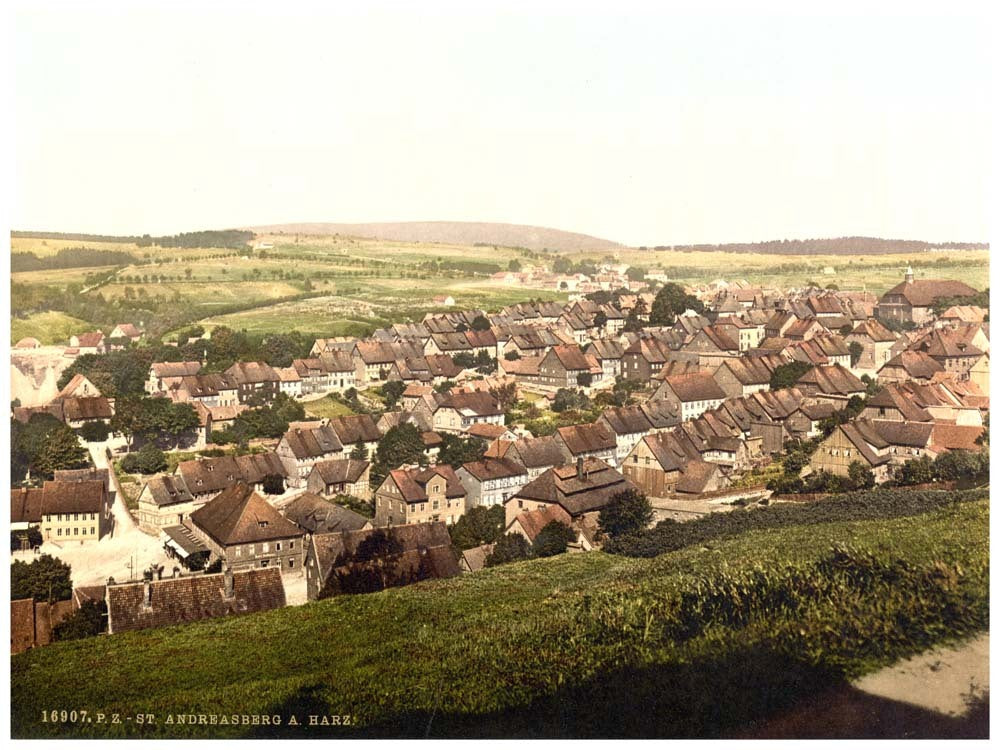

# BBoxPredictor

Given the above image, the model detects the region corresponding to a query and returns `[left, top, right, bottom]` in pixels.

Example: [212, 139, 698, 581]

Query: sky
[9, 1, 994, 246]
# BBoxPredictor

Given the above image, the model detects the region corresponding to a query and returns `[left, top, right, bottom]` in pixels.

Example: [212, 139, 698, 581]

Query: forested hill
[641, 237, 988, 255]
[245, 221, 622, 253]
[11, 230, 253, 249]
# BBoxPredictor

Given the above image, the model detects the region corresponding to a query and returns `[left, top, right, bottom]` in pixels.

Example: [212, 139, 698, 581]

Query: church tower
[904, 265, 914, 284]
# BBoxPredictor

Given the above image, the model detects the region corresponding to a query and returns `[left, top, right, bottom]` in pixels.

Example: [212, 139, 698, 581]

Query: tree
[531, 521, 576, 557]
[769, 361, 813, 390]
[489, 381, 518, 411]
[649, 283, 704, 326]
[507, 258, 521, 272]
[121, 443, 167, 474]
[438, 434, 487, 468]
[485, 533, 532, 567]
[625, 266, 646, 281]
[78, 421, 111, 442]
[471, 315, 491, 331]
[598, 488, 653, 538]
[504, 351, 521, 361]
[10, 527, 42, 552]
[34, 425, 89, 480]
[847, 460, 875, 490]
[380, 380, 407, 408]
[896, 455, 934, 486]
[552, 388, 590, 413]
[449, 505, 505, 550]
[576, 372, 594, 388]
[11, 554, 72, 603]
[848, 341, 864, 368]
[261, 473, 285, 495]
[53, 600, 107, 641]
[372, 424, 426, 487]
[552, 257, 573, 274]
[933, 450, 987, 482]
[349, 441, 369, 461]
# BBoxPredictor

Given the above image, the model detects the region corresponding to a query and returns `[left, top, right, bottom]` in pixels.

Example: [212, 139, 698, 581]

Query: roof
[460, 456, 528, 482]
[308, 458, 370, 486]
[74, 331, 105, 347]
[911, 329, 985, 359]
[14, 337, 41, 348]
[177, 452, 286, 495]
[38, 480, 106, 515]
[112, 323, 142, 338]
[514, 458, 635, 516]
[882, 278, 979, 307]
[557, 422, 617, 455]
[795, 364, 865, 396]
[10, 487, 46, 524]
[189, 483, 304, 546]
[850, 319, 897, 343]
[510, 504, 574, 543]
[225, 361, 280, 384]
[661, 372, 727, 403]
[460, 543, 495, 572]
[928, 423, 985, 453]
[486, 434, 571, 468]
[600, 404, 654, 436]
[106, 568, 285, 634]
[387, 465, 466, 502]
[282, 492, 371, 533]
[281, 424, 344, 460]
[879, 351, 945, 380]
[549, 344, 593, 371]
[675, 460, 720, 495]
[142, 475, 196, 507]
[328, 414, 382, 445]
[61, 396, 113, 421]
[151, 361, 202, 378]
[310, 522, 458, 590]
[435, 391, 503, 417]
[466, 422, 511, 440]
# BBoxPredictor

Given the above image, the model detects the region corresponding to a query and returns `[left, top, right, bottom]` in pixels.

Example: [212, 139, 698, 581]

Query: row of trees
[11, 415, 89, 484]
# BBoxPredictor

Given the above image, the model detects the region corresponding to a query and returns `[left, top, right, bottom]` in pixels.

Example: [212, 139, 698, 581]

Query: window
[276, 542, 282, 551]
[235, 547, 241, 557]
[289, 541, 294, 550]
[262, 543, 269, 553]
[74, 528, 79, 536]
[57, 528, 62, 536]
[91, 527, 95, 535]
[288, 559, 295, 568]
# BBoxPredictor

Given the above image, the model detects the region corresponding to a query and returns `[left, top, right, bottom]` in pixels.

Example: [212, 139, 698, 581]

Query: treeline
[639, 237, 989, 255]
[12, 247, 137, 272]
[13, 229, 253, 249]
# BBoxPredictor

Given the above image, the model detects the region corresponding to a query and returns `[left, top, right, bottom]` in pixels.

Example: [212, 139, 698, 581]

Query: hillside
[644, 236, 989, 255]
[11, 493, 988, 739]
[245, 221, 623, 253]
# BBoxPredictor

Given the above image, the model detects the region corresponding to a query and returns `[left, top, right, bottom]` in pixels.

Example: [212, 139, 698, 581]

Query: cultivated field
[10, 311, 94, 345]
[10, 233, 989, 343]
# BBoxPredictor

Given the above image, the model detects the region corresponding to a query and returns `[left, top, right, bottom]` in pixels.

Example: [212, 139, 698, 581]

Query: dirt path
[733, 632, 989, 739]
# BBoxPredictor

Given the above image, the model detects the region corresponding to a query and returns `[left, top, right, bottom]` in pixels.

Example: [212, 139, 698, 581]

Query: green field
[11, 494, 988, 739]
[303, 395, 359, 420]
[10, 311, 94, 345]
[10, 233, 989, 342]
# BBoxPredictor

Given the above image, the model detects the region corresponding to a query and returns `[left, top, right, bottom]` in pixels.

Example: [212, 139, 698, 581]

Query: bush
[598, 488, 653, 538]
[485, 533, 532, 567]
[53, 601, 107, 641]
[10, 528, 42, 552]
[605, 486, 988, 558]
[11, 554, 72, 603]
[121, 444, 167, 474]
[531, 521, 577, 558]
[78, 421, 111, 442]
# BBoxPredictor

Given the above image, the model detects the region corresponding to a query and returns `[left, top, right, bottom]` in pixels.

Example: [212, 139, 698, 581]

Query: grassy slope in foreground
[11, 498, 988, 739]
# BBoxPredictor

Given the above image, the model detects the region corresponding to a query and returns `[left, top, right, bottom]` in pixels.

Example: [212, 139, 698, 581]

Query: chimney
[107, 576, 115, 587]
[155, 566, 162, 580]
[576, 456, 584, 480]
[223, 567, 234, 598]
[172, 566, 180, 578]
[142, 580, 152, 608]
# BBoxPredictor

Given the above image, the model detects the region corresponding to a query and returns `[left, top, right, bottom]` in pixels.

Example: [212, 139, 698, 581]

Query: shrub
[605, 487, 988, 558]
[78, 421, 111, 442]
[598, 488, 653, 538]
[121, 444, 167, 474]
[485, 533, 532, 567]
[532, 521, 577, 558]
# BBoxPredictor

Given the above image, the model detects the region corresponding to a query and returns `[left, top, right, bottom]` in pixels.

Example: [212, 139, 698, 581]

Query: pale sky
[10, 1, 993, 246]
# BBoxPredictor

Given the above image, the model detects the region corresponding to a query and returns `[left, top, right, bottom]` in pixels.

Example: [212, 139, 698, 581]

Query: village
[10, 263, 989, 649]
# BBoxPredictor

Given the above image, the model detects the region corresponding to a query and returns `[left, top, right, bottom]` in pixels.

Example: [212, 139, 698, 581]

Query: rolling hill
[244, 221, 623, 253]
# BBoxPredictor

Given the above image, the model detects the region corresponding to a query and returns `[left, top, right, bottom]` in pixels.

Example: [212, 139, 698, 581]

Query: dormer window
[258, 520, 269, 528]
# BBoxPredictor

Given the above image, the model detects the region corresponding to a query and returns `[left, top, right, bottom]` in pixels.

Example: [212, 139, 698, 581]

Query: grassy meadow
[10, 311, 94, 345]
[11, 493, 988, 739]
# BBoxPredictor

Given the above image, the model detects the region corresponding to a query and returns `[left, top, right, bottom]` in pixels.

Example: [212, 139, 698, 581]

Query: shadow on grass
[247, 643, 988, 740]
